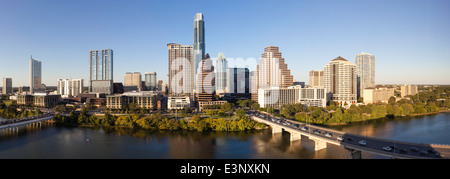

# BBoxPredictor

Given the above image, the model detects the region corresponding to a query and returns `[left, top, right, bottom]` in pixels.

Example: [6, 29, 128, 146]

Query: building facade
[30, 57, 42, 94]
[309, 70, 324, 87]
[324, 56, 357, 106]
[57, 79, 84, 98]
[252, 46, 293, 101]
[124, 72, 142, 91]
[17, 93, 61, 107]
[168, 43, 194, 95]
[355, 52, 376, 98]
[106, 91, 165, 111]
[258, 87, 299, 109]
[196, 53, 215, 102]
[298, 87, 328, 108]
[215, 52, 227, 94]
[193, 13, 205, 90]
[2, 78, 12, 95]
[226, 68, 250, 95]
[145, 72, 157, 91]
[363, 87, 394, 104]
[89, 49, 113, 94]
[401, 84, 418, 97]
[167, 96, 191, 110]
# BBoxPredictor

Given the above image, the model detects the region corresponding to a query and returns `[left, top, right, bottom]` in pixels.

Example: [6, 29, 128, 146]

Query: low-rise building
[167, 96, 191, 110]
[17, 93, 61, 107]
[106, 91, 165, 111]
[364, 87, 395, 104]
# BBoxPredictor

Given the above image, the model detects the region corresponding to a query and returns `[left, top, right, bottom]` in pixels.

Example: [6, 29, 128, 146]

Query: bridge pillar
[311, 138, 327, 151]
[272, 126, 282, 134]
[346, 148, 362, 159]
[290, 133, 302, 141]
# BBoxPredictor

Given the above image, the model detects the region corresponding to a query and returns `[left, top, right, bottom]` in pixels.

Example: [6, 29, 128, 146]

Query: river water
[1, 112, 449, 159]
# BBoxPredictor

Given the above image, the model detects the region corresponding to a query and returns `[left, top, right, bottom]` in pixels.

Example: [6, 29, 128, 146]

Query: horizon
[1, 0, 449, 87]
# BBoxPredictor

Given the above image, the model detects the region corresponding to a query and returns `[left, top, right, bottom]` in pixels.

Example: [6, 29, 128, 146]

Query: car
[410, 147, 419, 152]
[399, 148, 408, 154]
[337, 136, 344, 141]
[383, 146, 392, 151]
[301, 127, 308, 131]
[359, 140, 367, 146]
[325, 133, 332, 138]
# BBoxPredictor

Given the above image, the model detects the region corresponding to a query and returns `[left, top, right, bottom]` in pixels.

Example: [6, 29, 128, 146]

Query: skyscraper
[2, 78, 12, 95]
[89, 49, 113, 94]
[145, 72, 157, 91]
[355, 52, 375, 98]
[215, 52, 227, 94]
[168, 43, 194, 95]
[196, 53, 215, 102]
[252, 46, 293, 101]
[227, 68, 250, 95]
[323, 56, 357, 105]
[193, 13, 205, 91]
[30, 56, 42, 94]
[309, 70, 324, 87]
[124, 72, 142, 91]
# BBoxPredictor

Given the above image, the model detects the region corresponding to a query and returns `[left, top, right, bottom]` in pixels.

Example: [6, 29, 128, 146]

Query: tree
[236, 109, 246, 119]
[251, 103, 260, 111]
[221, 102, 234, 113]
[401, 103, 414, 116]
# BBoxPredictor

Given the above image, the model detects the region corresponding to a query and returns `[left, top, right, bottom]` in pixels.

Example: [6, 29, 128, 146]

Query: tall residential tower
[323, 56, 357, 105]
[193, 13, 205, 92]
[355, 52, 375, 98]
[89, 49, 113, 94]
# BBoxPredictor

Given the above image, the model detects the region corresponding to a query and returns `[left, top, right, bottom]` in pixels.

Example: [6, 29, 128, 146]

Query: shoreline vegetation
[52, 108, 267, 132]
[262, 86, 450, 126]
[2, 86, 450, 131]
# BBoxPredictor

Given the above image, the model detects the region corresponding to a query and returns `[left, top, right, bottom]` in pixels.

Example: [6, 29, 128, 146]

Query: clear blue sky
[0, 0, 449, 87]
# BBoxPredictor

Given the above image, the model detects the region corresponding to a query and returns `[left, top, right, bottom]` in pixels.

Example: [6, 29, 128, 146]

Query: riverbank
[53, 112, 267, 132]
[325, 108, 450, 126]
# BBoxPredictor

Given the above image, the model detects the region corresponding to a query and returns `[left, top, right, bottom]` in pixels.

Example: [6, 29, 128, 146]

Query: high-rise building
[226, 68, 250, 95]
[124, 72, 142, 91]
[324, 56, 357, 106]
[215, 52, 227, 94]
[30, 56, 42, 94]
[145, 72, 157, 91]
[2, 78, 12, 95]
[89, 49, 113, 94]
[355, 52, 376, 98]
[168, 43, 194, 95]
[57, 79, 84, 98]
[193, 13, 205, 89]
[252, 46, 293, 101]
[309, 70, 324, 87]
[196, 53, 215, 102]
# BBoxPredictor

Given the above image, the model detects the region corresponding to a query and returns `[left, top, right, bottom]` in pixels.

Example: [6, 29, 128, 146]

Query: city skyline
[1, 0, 450, 87]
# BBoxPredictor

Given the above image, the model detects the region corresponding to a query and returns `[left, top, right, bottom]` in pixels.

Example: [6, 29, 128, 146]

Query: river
[1, 112, 449, 159]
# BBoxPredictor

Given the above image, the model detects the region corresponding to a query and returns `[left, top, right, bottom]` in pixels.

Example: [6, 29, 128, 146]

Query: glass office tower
[215, 52, 227, 94]
[30, 56, 42, 94]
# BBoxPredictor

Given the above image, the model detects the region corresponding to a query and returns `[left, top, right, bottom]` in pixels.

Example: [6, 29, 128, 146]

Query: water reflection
[0, 112, 449, 159]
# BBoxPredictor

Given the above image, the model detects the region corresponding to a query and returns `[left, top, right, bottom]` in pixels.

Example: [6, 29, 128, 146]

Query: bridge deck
[250, 111, 449, 159]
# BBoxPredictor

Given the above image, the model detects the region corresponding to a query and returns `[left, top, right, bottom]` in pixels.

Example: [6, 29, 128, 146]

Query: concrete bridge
[250, 111, 450, 159]
[0, 114, 55, 133]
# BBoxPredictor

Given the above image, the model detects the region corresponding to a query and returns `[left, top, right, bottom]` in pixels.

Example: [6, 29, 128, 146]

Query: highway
[248, 110, 450, 159]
